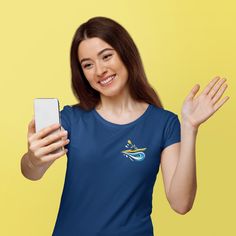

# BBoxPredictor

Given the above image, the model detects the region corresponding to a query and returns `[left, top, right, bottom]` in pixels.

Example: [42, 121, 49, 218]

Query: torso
[94, 102, 149, 125]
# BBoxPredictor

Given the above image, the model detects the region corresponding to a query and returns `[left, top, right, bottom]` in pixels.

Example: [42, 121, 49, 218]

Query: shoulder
[60, 104, 88, 130]
[151, 104, 179, 122]
[60, 103, 92, 121]
[60, 104, 88, 116]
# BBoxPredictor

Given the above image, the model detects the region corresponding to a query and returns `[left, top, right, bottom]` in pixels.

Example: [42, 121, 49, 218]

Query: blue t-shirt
[52, 103, 181, 236]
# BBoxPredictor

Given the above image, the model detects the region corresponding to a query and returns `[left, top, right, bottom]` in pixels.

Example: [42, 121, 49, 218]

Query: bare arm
[20, 119, 69, 181]
[169, 123, 197, 213]
[20, 152, 55, 181]
[161, 123, 198, 215]
[161, 76, 229, 214]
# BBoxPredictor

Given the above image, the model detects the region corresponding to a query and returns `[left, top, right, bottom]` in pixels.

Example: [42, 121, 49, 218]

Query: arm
[161, 76, 229, 214]
[21, 152, 54, 181]
[20, 119, 68, 181]
[161, 123, 198, 215]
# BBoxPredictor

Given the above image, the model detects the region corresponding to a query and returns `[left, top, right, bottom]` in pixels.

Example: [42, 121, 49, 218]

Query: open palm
[181, 76, 230, 129]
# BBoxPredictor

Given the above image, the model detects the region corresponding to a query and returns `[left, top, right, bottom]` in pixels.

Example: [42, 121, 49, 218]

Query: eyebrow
[80, 48, 114, 64]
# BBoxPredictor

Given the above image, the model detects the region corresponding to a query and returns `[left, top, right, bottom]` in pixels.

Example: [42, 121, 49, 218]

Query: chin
[99, 90, 121, 97]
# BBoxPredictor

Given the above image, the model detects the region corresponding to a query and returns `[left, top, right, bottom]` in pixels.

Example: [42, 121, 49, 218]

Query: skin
[79, 37, 230, 214]
[21, 122, 69, 181]
[21, 37, 148, 181]
[78, 37, 149, 123]
[22, 37, 230, 217]
[161, 77, 230, 214]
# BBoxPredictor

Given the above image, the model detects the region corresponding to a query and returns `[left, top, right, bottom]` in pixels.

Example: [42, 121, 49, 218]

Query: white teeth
[100, 75, 115, 85]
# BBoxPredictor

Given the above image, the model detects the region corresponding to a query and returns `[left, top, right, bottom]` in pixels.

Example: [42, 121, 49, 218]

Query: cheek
[83, 70, 94, 83]
[113, 58, 128, 76]
[118, 65, 128, 80]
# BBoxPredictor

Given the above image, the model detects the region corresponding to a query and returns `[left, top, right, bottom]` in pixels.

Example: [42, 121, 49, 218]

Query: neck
[96, 85, 140, 115]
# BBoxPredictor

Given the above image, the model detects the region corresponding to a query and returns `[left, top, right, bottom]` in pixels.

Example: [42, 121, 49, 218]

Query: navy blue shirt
[52, 103, 181, 236]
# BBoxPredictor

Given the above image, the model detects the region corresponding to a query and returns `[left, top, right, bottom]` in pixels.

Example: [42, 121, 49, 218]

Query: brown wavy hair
[70, 16, 164, 111]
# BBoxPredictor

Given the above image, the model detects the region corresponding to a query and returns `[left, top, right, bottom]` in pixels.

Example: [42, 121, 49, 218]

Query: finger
[32, 123, 61, 142]
[36, 130, 68, 148]
[37, 139, 70, 156]
[44, 139, 69, 155]
[212, 83, 228, 105]
[213, 96, 230, 112]
[60, 126, 68, 140]
[61, 135, 67, 141]
[202, 76, 221, 95]
[208, 78, 227, 99]
[185, 84, 200, 100]
[28, 117, 36, 138]
[42, 148, 68, 163]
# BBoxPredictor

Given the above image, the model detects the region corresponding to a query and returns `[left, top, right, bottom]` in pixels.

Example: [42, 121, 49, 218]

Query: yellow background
[1, 0, 235, 235]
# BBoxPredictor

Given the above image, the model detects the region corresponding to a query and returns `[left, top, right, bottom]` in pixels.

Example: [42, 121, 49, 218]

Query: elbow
[170, 198, 195, 215]
[172, 204, 193, 215]
[169, 188, 197, 215]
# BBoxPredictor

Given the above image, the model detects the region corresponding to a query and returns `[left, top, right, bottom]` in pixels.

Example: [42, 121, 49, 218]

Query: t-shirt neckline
[92, 103, 153, 128]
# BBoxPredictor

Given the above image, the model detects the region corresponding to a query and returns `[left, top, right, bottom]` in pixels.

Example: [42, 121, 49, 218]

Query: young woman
[21, 16, 229, 236]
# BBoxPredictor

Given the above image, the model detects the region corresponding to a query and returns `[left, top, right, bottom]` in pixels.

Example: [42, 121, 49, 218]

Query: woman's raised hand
[181, 76, 230, 130]
[26, 118, 70, 168]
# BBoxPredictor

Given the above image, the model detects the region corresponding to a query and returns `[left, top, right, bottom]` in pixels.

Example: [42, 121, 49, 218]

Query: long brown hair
[70, 16, 164, 110]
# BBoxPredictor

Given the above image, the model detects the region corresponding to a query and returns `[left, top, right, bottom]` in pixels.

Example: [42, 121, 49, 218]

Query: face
[78, 37, 129, 97]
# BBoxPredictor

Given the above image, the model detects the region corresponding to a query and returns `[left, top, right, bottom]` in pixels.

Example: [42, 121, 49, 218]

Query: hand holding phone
[25, 98, 70, 168]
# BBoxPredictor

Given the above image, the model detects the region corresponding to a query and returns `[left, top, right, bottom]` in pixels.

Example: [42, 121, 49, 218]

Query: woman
[21, 16, 229, 236]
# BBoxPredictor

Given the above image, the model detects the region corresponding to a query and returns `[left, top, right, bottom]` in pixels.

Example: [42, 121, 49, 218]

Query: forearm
[20, 153, 48, 181]
[168, 121, 198, 213]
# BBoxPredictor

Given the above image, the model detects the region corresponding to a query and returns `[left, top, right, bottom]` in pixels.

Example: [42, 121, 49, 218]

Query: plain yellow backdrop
[0, 0, 235, 235]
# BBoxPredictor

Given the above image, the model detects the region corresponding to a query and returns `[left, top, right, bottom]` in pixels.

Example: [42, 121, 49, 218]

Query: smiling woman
[21, 15, 230, 236]
[78, 37, 129, 98]
[69, 16, 164, 111]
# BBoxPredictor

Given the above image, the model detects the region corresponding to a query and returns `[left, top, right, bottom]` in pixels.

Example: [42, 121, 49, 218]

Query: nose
[96, 60, 107, 77]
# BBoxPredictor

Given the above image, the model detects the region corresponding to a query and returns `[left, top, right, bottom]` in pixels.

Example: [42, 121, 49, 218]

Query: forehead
[78, 37, 113, 59]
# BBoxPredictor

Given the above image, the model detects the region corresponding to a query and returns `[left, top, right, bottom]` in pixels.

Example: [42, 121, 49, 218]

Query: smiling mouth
[98, 74, 116, 87]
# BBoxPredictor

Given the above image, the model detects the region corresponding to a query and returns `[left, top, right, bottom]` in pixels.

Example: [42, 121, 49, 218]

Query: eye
[83, 63, 92, 69]
[103, 54, 112, 60]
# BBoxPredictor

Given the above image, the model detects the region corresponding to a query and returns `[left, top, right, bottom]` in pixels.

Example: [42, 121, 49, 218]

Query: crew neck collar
[92, 103, 153, 128]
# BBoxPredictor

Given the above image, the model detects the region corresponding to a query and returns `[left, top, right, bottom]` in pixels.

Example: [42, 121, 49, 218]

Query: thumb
[28, 116, 36, 137]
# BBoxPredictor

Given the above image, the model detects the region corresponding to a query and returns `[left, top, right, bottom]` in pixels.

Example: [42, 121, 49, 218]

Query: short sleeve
[60, 105, 72, 134]
[161, 114, 181, 151]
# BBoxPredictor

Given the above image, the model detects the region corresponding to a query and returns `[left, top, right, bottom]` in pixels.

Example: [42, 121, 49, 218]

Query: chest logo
[121, 139, 147, 161]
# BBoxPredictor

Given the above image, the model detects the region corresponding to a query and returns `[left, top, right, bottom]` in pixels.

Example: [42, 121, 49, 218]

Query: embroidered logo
[121, 139, 147, 161]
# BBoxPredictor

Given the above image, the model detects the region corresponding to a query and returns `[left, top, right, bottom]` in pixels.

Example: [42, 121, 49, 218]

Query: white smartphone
[34, 98, 63, 154]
